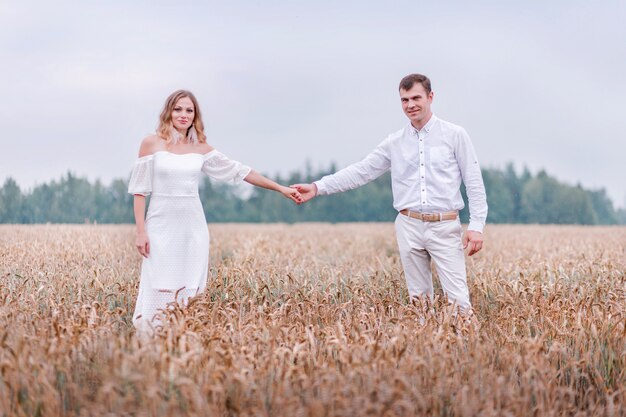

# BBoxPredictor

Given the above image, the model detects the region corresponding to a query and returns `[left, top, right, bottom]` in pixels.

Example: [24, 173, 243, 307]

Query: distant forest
[0, 163, 624, 224]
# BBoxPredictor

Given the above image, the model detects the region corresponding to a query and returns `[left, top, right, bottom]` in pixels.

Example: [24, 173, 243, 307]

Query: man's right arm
[315, 140, 391, 195]
[292, 139, 391, 202]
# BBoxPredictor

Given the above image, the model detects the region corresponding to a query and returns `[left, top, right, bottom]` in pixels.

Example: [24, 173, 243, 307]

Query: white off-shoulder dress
[128, 150, 250, 331]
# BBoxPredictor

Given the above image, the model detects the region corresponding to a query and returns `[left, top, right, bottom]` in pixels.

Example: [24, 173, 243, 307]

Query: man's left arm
[455, 127, 488, 256]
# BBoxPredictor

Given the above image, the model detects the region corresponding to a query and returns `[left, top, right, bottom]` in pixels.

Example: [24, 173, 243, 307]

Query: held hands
[243, 170, 303, 204]
[135, 232, 150, 258]
[279, 185, 304, 205]
[463, 230, 483, 256]
[290, 183, 317, 204]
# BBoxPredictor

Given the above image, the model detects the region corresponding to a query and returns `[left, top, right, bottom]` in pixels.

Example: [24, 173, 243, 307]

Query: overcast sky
[1, 0, 625, 207]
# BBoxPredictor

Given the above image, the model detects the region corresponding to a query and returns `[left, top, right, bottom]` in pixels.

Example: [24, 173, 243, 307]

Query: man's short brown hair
[399, 74, 432, 94]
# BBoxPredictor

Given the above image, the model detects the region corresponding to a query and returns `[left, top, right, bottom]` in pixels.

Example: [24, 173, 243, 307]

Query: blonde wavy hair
[156, 90, 207, 144]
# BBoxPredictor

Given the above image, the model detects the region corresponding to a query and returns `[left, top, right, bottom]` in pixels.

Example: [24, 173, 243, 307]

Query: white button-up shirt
[314, 115, 488, 232]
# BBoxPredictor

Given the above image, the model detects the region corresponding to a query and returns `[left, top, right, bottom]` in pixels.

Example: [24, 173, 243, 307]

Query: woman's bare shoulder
[197, 142, 215, 154]
[138, 135, 166, 157]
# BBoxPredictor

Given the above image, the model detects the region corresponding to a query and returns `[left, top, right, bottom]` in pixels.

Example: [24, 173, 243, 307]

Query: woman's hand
[135, 232, 150, 258]
[279, 185, 304, 204]
[290, 183, 317, 204]
[243, 170, 303, 204]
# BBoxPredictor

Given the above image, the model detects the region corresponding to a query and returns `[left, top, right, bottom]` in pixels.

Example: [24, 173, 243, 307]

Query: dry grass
[0, 224, 624, 416]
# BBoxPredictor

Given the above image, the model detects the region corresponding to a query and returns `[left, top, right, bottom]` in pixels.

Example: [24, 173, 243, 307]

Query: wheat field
[0, 224, 625, 416]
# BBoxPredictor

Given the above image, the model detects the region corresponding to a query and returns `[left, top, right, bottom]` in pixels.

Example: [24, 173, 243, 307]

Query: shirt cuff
[467, 220, 484, 233]
[313, 180, 327, 196]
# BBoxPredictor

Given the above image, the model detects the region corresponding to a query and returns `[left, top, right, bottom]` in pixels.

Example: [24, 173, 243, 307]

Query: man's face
[400, 83, 433, 128]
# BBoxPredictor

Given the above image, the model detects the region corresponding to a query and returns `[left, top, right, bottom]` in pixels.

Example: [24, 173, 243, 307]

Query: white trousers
[394, 213, 471, 312]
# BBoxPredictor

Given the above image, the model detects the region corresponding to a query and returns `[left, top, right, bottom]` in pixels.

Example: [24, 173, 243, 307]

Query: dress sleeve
[128, 155, 154, 196]
[201, 150, 251, 184]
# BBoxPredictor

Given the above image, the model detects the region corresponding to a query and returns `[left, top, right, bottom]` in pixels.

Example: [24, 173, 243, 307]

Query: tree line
[0, 163, 624, 224]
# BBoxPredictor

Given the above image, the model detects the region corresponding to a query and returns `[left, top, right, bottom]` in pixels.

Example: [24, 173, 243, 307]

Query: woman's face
[171, 96, 195, 132]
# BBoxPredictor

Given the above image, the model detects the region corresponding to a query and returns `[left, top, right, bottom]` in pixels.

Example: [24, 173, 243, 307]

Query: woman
[128, 90, 302, 332]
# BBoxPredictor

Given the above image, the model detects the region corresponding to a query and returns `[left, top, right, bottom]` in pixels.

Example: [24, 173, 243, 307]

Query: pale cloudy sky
[1, 0, 625, 207]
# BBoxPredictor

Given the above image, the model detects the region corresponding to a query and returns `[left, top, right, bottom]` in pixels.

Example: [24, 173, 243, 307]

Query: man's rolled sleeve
[313, 180, 328, 196]
[456, 128, 488, 232]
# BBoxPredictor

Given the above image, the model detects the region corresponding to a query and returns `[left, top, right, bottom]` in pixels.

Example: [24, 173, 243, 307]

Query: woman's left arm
[244, 170, 303, 204]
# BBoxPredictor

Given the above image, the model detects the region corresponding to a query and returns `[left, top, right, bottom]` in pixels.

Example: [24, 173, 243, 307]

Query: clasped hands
[280, 183, 317, 205]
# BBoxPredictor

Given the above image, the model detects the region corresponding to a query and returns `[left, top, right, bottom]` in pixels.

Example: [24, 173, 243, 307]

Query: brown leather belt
[399, 209, 458, 222]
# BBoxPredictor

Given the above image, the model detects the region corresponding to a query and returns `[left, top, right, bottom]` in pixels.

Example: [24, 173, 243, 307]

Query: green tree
[97, 179, 134, 223]
[588, 189, 618, 225]
[0, 163, 622, 225]
[0, 178, 23, 223]
[481, 169, 514, 223]
[521, 172, 597, 224]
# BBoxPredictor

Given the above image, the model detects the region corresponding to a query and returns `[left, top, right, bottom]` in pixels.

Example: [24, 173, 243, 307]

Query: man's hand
[290, 183, 318, 203]
[278, 185, 304, 204]
[463, 230, 483, 256]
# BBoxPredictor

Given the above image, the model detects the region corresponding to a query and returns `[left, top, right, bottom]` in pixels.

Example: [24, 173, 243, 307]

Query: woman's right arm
[134, 195, 149, 258]
[130, 135, 160, 258]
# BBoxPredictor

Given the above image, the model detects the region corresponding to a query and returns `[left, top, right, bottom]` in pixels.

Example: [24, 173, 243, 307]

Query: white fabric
[128, 150, 251, 332]
[201, 150, 252, 183]
[128, 155, 154, 196]
[314, 115, 488, 232]
[394, 213, 471, 312]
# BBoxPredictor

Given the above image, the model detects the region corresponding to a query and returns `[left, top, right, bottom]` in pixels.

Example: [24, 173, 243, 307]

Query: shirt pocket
[430, 146, 453, 169]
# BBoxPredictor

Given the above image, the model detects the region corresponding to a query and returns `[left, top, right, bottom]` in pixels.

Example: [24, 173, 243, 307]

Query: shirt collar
[409, 114, 437, 136]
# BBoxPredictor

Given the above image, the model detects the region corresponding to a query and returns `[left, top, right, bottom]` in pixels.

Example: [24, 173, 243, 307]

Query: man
[293, 74, 487, 314]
